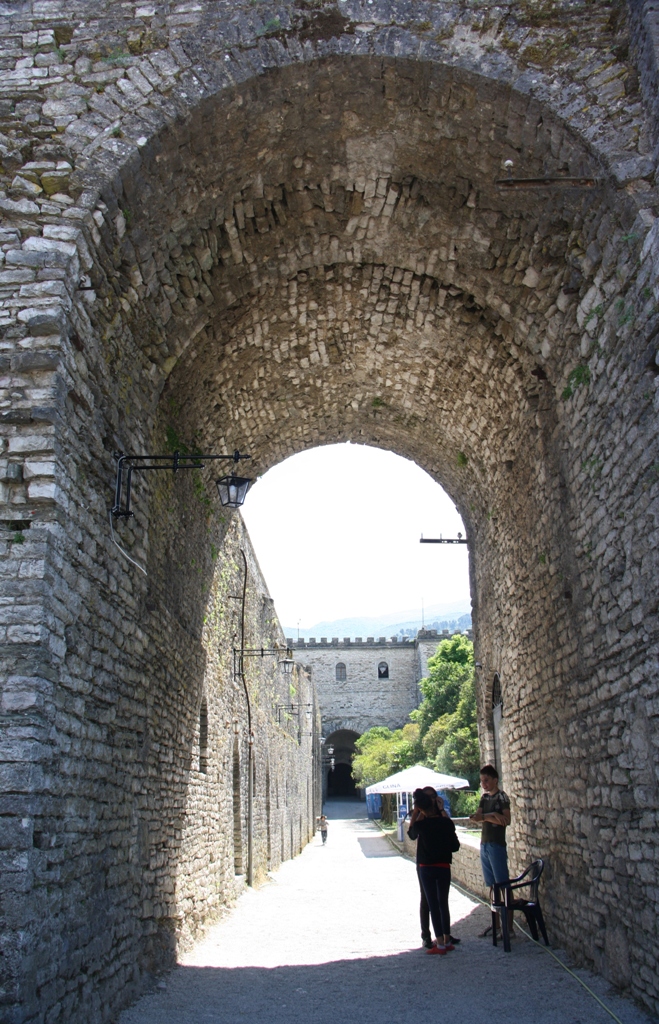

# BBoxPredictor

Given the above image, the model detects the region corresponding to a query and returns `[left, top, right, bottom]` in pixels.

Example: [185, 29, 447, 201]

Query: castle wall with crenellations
[289, 629, 472, 737]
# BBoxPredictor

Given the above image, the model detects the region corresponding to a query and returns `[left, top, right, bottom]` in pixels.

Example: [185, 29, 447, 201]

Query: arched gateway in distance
[291, 630, 450, 796]
[0, 2, 658, 1021]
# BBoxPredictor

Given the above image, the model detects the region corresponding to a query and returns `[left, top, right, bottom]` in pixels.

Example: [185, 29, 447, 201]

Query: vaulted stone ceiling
[84, 57, 627, 500]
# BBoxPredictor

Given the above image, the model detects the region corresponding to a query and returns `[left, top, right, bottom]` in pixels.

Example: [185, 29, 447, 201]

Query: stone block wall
[450, 831, 490, 905]
[0, 1, 658, 1020]
[291, 636, 425, 736]
[1, 502, 321, 1024]
[292, 629, 471, 740]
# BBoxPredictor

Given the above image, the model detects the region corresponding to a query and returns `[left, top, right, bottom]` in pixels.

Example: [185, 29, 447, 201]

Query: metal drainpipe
[239, 547, 254, 887]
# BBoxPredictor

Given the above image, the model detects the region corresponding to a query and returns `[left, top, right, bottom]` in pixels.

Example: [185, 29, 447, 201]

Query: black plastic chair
[507, 859, 549, 945]
[491, 859, 549, 951]
[490, 882, 511, 951]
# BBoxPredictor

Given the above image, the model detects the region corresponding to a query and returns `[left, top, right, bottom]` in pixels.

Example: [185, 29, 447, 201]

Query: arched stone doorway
[324, 729, 360, 799]
[1, 6, 658, 1020]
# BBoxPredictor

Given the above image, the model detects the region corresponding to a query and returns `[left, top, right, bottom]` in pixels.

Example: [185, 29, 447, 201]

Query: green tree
[351, 634, 480, 791]
[433, 633, 474, 666]
[433, 672, 480, 786]
[412, 634, 474, 734]
[415, 635, 480, 786]
[352, 723, 422, 788]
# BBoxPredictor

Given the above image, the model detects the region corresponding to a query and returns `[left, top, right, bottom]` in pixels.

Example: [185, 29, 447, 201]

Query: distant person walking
[408, 789, 459, 955]
[317, 815, 329, 844]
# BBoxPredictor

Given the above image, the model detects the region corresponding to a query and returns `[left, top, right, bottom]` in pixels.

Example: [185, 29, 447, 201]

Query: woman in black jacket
[407, 788, 458, 955]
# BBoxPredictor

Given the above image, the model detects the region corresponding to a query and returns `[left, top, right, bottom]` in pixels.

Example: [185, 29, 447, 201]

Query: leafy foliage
[351, 723, 422, 788]
[352, 634, 481, 790]
[451, 790, 480, 816]
[562, 364, 591, 400]
[412, 633, 473, 734]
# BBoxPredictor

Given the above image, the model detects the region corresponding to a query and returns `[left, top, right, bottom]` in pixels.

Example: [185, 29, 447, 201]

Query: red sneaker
[426, 944, 447, 955]
[443, 943, 455, 951]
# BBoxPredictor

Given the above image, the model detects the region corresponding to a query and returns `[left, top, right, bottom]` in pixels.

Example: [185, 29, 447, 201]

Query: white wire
[108, 511, 148, 576]
[374, 825, 625, 1024]
[448, 879, 625, 1024]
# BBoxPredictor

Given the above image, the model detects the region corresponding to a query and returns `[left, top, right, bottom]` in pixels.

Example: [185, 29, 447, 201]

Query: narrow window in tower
[336, 662, 347, 681]
[378, 661, 389, 679]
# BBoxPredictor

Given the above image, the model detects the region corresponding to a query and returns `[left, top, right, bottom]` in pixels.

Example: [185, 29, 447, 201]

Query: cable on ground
[449, 879, 624, 1024]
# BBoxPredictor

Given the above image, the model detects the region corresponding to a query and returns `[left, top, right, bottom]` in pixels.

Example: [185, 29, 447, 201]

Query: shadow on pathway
[118, 799, 655, 1024]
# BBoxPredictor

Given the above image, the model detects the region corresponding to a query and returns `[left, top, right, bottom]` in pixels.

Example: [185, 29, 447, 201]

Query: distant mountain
[284, 600, 472, 641]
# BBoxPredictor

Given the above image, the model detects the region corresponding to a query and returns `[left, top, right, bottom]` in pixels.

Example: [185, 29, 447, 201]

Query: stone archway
[324, 728, 361, 799]
[1, 5, 659, 1021]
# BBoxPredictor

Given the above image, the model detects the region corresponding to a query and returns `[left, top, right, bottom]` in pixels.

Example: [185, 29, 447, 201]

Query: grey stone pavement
[118, 800, 655, 1024]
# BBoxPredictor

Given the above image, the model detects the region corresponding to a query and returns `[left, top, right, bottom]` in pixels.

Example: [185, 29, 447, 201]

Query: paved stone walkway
[119, 801, 654, 1024]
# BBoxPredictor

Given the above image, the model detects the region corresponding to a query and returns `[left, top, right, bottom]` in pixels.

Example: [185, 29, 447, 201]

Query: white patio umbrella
[365, 764, 469, 795]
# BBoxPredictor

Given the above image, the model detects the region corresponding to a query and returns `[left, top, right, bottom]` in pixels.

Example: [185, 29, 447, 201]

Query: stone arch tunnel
[323, 729, 360, 798]
[1, 2, 658, 1021]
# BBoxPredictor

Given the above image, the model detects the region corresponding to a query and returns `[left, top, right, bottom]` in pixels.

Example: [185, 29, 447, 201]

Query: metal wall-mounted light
[275, 701, 313, 725]
[420, 531, 467, 545]
[495, 158, 596, 189]
[216, 451, 253, 508]
[233, 645, 293, 678]
[111, 448, 252, 518]
[322, 744, 336, 772]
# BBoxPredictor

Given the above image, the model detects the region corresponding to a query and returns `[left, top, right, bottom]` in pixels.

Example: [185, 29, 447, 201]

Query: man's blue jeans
[480, 842, 509, 886]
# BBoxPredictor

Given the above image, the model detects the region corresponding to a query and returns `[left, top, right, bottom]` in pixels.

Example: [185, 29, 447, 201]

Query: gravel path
[118, 800, 655, 1024]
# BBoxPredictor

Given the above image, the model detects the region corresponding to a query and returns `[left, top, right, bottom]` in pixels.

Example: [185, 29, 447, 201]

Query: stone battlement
[287, 628, 472, 648]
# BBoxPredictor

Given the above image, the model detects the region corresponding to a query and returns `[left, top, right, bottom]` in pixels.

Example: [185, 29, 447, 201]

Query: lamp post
[233, 645, 293, 883]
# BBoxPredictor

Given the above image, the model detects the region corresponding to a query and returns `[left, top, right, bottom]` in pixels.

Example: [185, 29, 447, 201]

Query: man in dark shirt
[469, 764, 511, 891]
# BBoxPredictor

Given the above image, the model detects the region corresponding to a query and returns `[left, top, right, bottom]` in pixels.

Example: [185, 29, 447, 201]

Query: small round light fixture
[216, 450, 252, 508]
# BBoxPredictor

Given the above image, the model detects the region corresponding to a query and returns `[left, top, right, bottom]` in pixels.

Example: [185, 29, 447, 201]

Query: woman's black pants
[417, 866, 451, 940]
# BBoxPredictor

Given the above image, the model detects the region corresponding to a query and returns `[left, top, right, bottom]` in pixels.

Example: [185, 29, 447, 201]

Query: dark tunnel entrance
[324, 729, 360, 799]
[327, 763, 357, 798]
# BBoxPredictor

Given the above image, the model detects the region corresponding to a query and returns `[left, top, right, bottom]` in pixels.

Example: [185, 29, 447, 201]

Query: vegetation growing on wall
[351, 635, 480, 793]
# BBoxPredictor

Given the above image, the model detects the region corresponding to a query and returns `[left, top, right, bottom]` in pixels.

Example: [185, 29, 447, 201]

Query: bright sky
[241, 443, 470, 628]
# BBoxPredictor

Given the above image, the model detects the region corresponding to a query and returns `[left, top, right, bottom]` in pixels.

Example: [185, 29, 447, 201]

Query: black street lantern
[216, 450, 253, 508]
[216, 472, 251, 508]
[111, 448, 251, 519]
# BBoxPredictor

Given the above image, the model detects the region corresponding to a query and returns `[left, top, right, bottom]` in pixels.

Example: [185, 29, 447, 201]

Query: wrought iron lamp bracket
[111, 449, 251, 519]
[275, 701, 313, 724]
[233, 646, 293, 678]
[420, 532, 468, 544]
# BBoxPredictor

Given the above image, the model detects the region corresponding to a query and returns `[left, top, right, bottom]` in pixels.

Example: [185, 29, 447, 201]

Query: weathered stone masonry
[0, 1, 658, 1021]
[291, 630, 456, 735]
